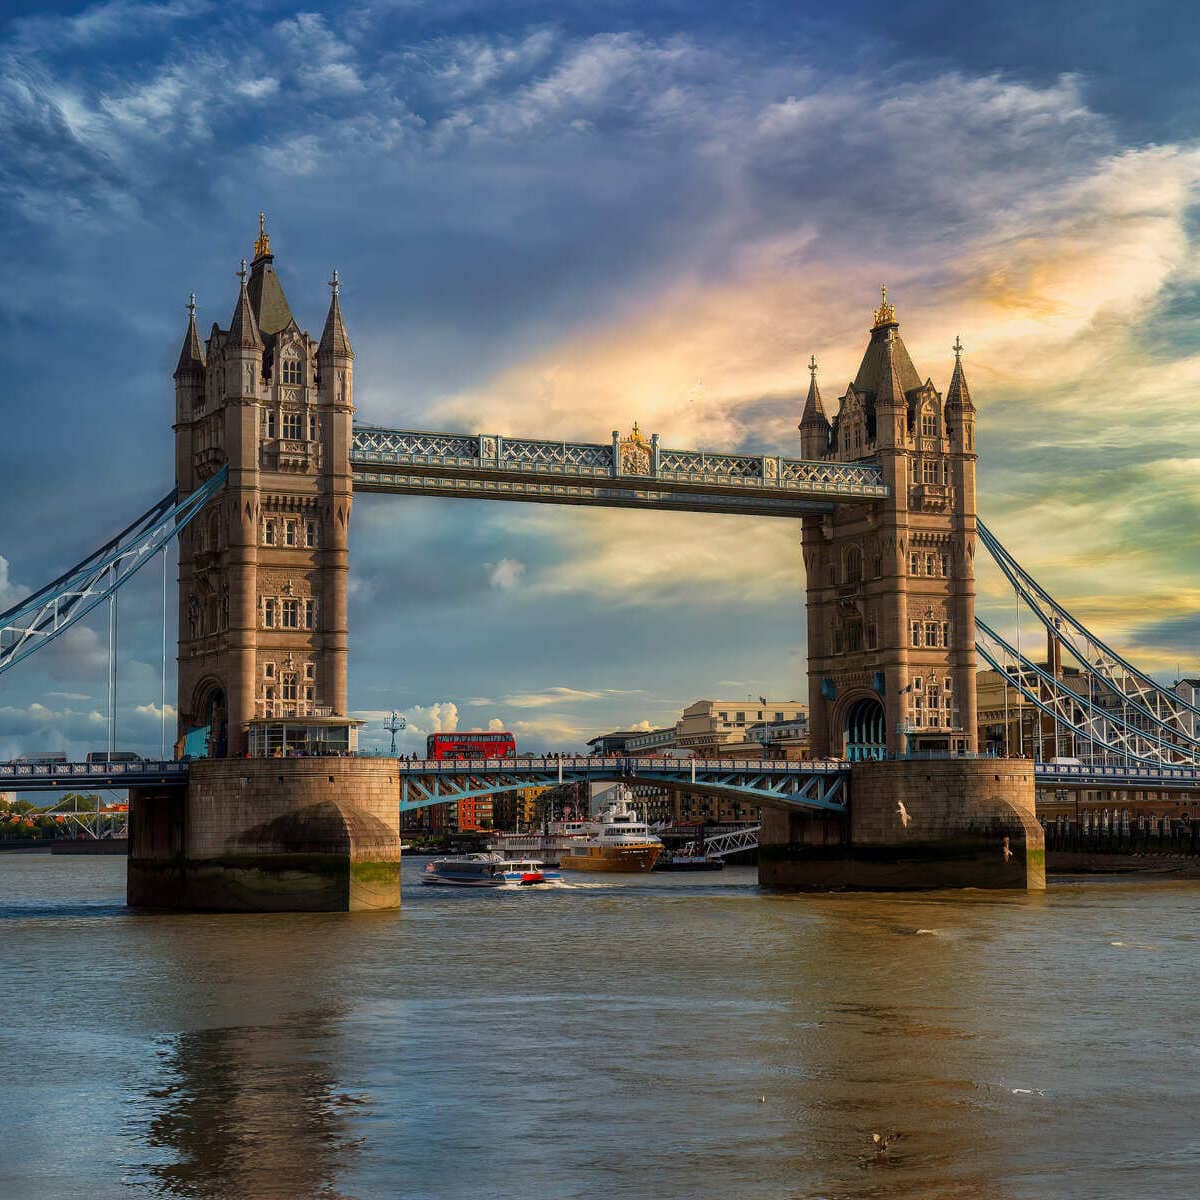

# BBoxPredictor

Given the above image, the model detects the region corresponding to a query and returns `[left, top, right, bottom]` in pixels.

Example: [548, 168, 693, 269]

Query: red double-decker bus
[426, 732, 517, 761]
[425, 732, 517, 832]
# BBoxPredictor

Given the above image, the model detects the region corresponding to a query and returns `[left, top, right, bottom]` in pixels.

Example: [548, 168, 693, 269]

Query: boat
[557, 788, 663, 874]
[653, 853, 724, 872]
[419, 853, 560, 888]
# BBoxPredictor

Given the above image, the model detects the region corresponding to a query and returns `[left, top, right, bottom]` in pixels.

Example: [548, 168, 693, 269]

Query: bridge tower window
[284, 521, 297, 547]
[305, 520, 317, 547]
[263, 598, 276, 628]
[263, 520, 276, 546]
[844, 546, 863, 584]
[282, 411, 303, 440]
[281, 599, 300, 628]
[281, 357, 303, 386]
[910, 552, 921, 576]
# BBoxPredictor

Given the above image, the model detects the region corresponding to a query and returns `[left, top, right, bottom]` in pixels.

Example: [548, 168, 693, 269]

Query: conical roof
[247, 256, 295, 337]
[227, 267, 263, 350]
[852, 323, 923, 402]
[873, 328, 907, 409]
[174, 295, 205, 377]
[799, 357, 829, 428]
[946, 340, 974, 411]
[318, 272, 353, 359]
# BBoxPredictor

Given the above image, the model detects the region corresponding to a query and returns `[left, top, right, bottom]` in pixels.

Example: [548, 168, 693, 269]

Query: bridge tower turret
[173, 218, 355, 757]
[802, 289, 978, 760]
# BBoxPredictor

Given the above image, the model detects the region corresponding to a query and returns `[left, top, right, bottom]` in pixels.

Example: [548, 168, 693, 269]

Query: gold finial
[872, 283, 897, 329]
[953, 334, 964, 362]
[254, 211, 271, 258]
[629, 421, 646, 444]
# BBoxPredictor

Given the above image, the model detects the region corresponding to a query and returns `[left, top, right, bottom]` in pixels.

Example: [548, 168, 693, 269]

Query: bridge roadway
[3, 757, 1199, 803]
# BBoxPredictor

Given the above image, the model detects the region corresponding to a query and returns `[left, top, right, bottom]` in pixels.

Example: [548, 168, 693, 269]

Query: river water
[1, 857, 1197, 1200]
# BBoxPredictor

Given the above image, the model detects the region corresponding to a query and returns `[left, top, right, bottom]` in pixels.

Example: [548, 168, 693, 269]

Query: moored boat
[558, 788, 663, 873]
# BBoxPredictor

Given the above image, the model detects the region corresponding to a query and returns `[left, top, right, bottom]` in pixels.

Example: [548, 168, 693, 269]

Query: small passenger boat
[420, 853, 560, 887]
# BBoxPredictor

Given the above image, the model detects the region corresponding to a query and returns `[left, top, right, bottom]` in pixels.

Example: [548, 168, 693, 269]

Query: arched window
[921, 404, 938, 438]
[281, 354, 304, 386]
[845, 546, 863, 584]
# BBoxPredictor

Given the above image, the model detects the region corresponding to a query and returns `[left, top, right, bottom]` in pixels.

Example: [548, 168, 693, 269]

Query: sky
[1, 0, 1199, 759]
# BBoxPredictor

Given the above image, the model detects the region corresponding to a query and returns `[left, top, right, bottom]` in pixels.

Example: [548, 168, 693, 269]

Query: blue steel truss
[350, 425, 888, 515]
[974, 618, 1198, 767]
[395, 756, 850, 813]
[0, 467, 228, 678]
[978, 520, 1200, 742]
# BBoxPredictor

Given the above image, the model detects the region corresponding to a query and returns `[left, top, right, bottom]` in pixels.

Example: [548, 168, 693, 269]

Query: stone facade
[759, 759, 1044, 890]
[173, 219, 354, 756]
[800, 295, 978, 759]
[128, 758, 401, 911]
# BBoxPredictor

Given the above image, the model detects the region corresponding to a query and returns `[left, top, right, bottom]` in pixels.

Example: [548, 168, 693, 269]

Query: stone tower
[173, 217, 354, 756]
[801, 289, 978, 759]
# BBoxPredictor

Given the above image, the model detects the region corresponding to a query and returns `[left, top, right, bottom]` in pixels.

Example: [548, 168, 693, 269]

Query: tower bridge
[3, 219, 1194, 909]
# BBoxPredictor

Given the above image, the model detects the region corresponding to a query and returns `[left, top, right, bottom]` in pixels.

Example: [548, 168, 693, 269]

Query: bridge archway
[843, 695, 886, 762]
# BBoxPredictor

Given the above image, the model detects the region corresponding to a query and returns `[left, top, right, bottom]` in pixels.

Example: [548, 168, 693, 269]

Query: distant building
[0, 792, 15, 809]
[588, 698, 809, 826]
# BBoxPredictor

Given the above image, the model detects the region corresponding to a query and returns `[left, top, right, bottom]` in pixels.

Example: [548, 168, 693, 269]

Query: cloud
[488, 557, 525, 590]
[9, 0, 209, 52]
[0, 555, 28, 611]
[468, 686, 639, 708]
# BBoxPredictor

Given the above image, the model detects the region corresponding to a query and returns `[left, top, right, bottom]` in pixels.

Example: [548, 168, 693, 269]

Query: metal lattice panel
[502, 438, 612, 471]
[353, 428, 478, 460]
[658, 449, 762, 477]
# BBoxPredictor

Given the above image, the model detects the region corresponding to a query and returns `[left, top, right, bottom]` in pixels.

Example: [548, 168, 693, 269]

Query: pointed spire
[318, 269, 353, 359]
[874, 327, 905, 408]
[174, 292, 206, 377]
[946, 334, 974, 411]
[254, 211, 271, 260]
[799, 354, 829, 428]
[227, 261, 263, 350]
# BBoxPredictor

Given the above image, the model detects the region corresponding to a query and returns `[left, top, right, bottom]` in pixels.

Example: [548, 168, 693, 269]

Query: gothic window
[282, 357, 303, 386]
[304, 599, 316, 629]
[304, 663, 315, 681]
[941, 553, 950, 576]
[305, 520, 317, 547]
[282, 599, 300, 628]
[911, 621, 922, 647]
[282, 411, 303, 440]
[844, 546, 863, 584]
[264, 662, 275, 679]
[305, 686, 314, 702]
[843, 431, 850, 452]
[846, 622, 863, 652]
[264, 410, 277, 439]
[284, 521, 297, 547]
[263, 598, 277, 628]
[945, 675, 954, 693]
[866, 622, 878, 650]
[910, 553, 921, 576]
[282, 675, 298, 702]
[308, 413, 317, 441]
[921, 407, 937, 438]
[942, 620, 950, 646]
[263, 520, 276, 546]
[925, 552, 936, 576]
[924, 621, 938, 647]
[832, 628, 844, 654]
[922, 459, 938, 484]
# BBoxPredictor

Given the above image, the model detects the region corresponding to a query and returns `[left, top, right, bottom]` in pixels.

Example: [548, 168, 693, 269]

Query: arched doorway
[844, 696, 886, 762]
[185, 683, 228, 758]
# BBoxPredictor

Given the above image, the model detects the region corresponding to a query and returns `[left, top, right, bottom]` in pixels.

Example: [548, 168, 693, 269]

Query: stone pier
[759, 758, 1044, 891]
[128, 758, 401, 912]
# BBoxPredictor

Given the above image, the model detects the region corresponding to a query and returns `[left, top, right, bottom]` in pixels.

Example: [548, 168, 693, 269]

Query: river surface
[1, 857, 1198, 1200]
